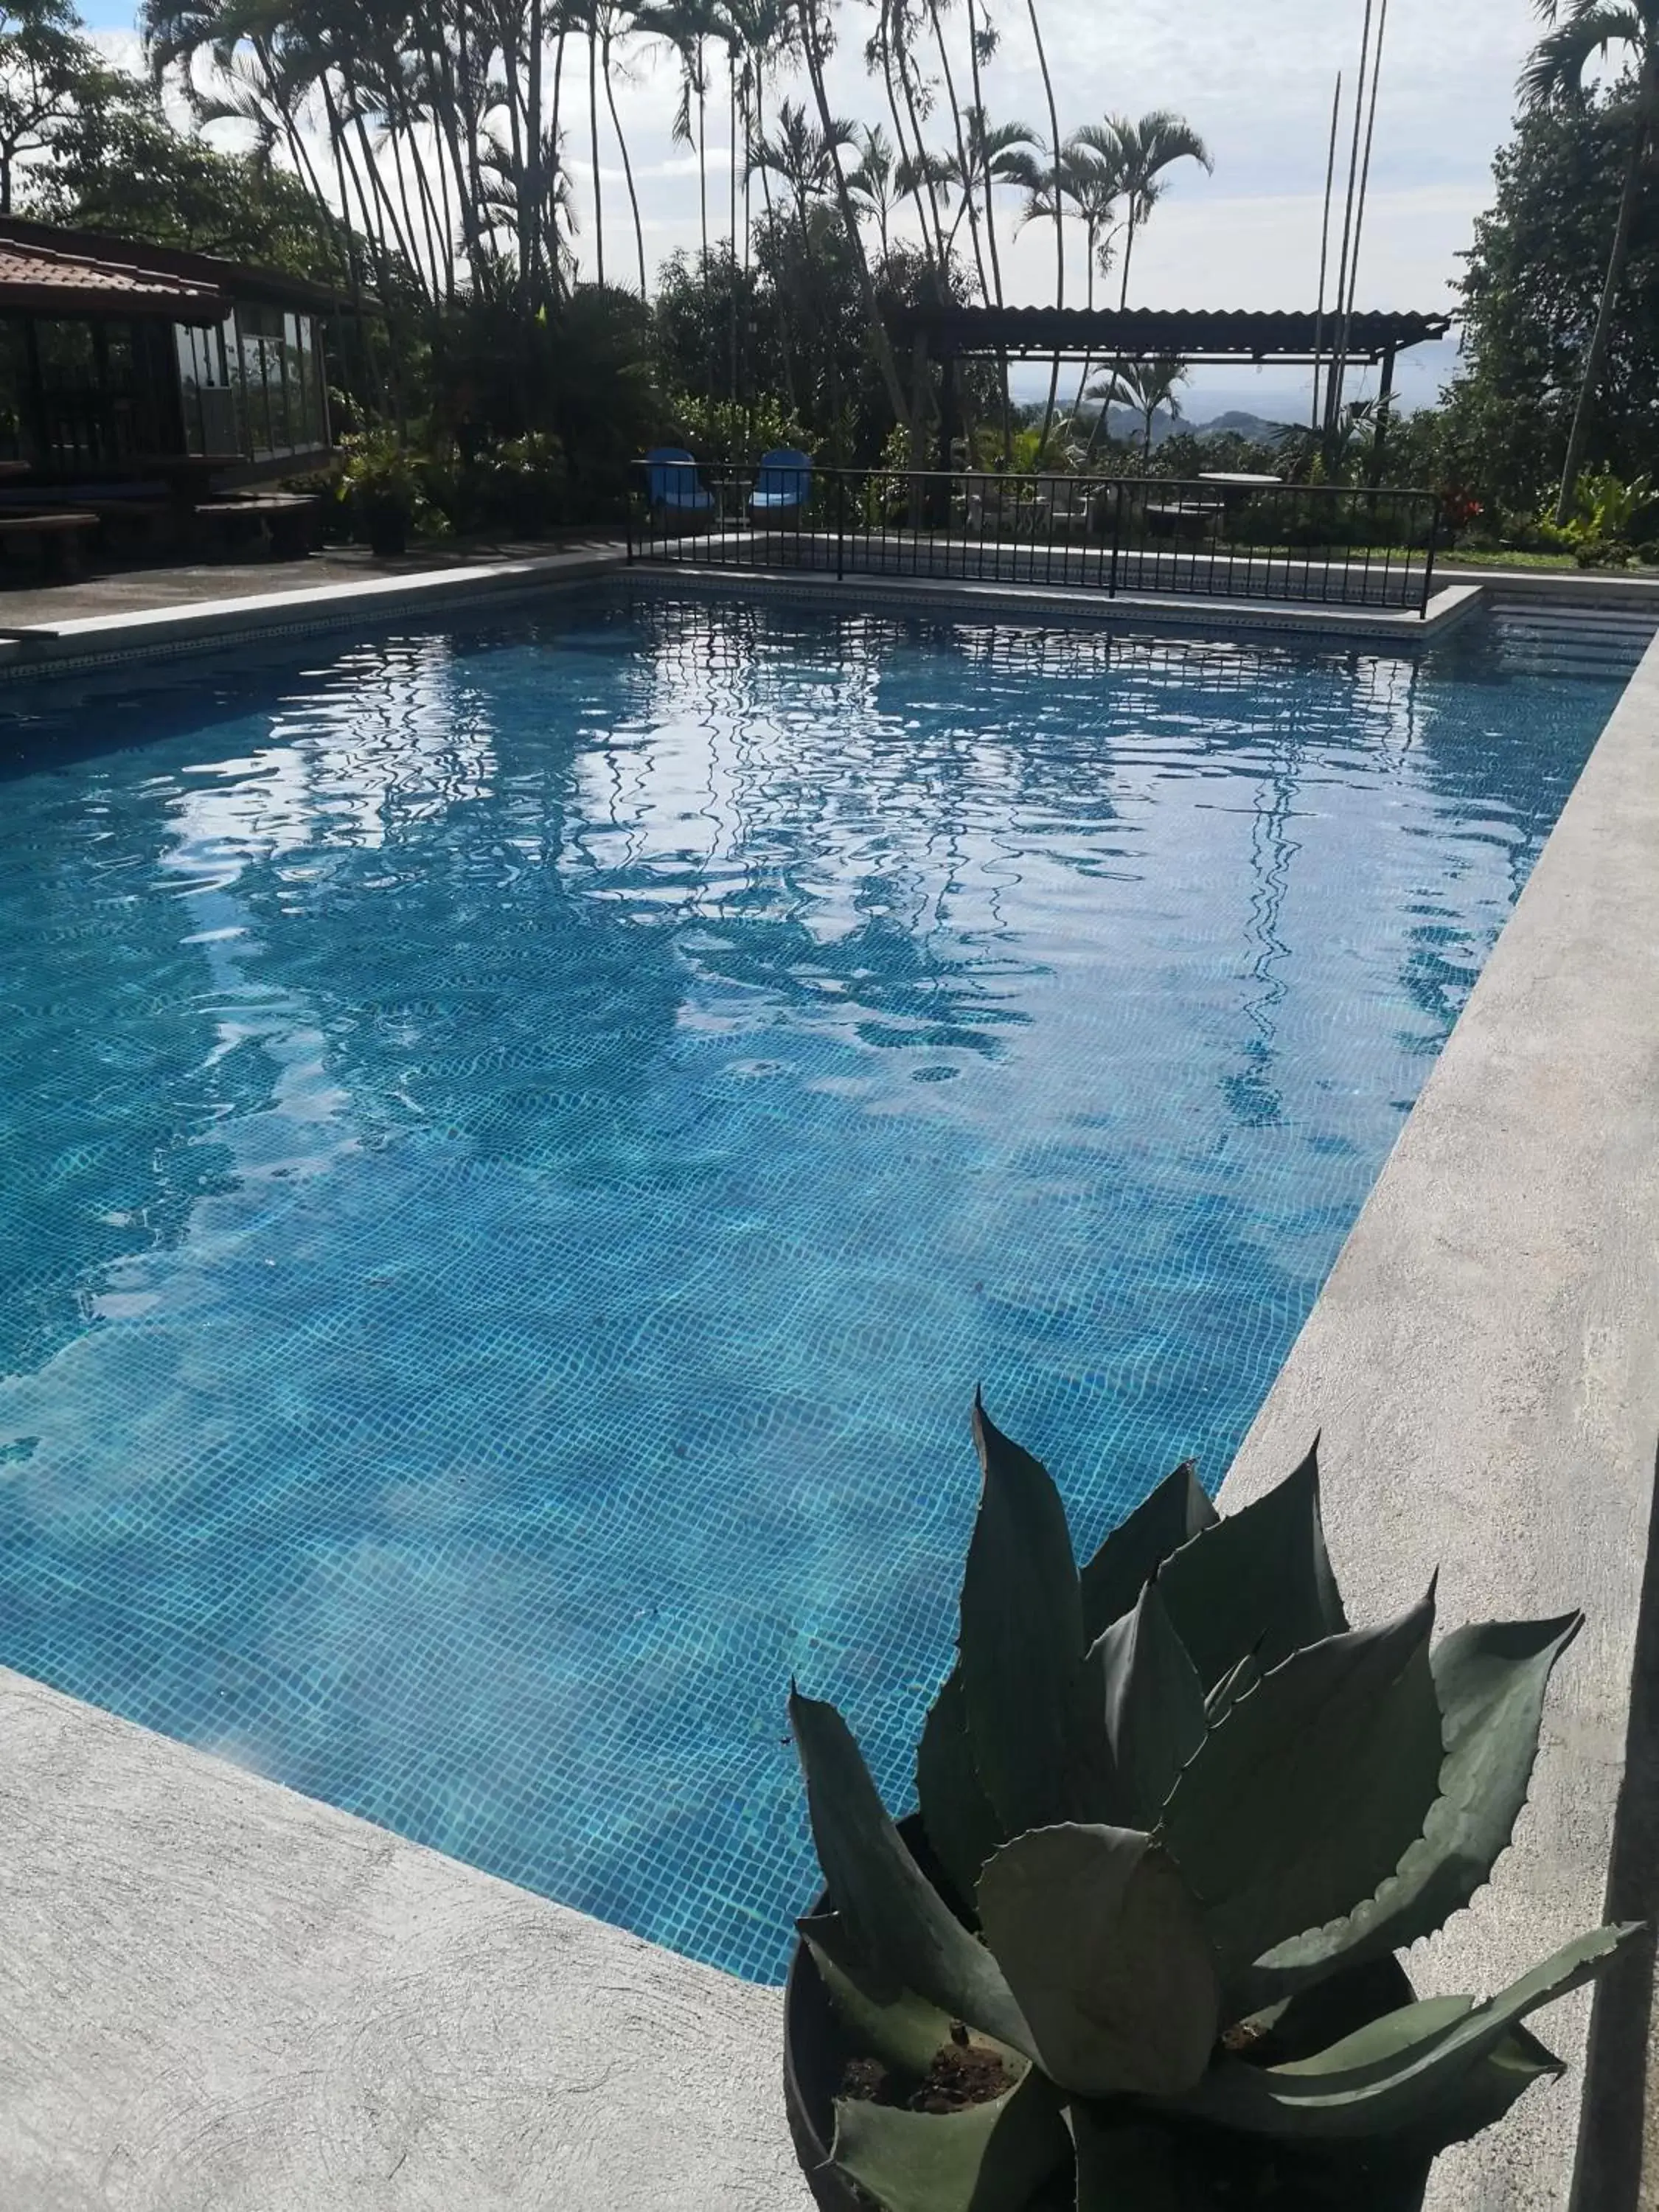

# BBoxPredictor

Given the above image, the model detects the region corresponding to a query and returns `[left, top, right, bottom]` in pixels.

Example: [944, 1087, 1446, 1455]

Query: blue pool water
[0, 589, 1622, 1979]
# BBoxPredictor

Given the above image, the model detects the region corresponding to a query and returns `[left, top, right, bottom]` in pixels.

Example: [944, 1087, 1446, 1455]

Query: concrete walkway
[0, 535, 623, 630]
[0, 1666, 807, 2212]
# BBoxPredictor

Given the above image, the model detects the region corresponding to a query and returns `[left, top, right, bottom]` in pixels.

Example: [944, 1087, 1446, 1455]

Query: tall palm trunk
[891, 4, 949, 270]
[1557, 59, 1655, 523]
[798, 0, 911, 428]
[728, 51, 740, 397]
[588, 24, 605, 284]
[1024, 0, 1064, 453]
[1071, 218, 1097, 417]
[964, 0, 1002, 302]
[524, 0, 545, 299]
[874, 21, 934, 275]
[750, 52, 798, 410]
[601, 25, 649, 291]
[1084, 207, 1137, 463]
[926, 0, 990, 305]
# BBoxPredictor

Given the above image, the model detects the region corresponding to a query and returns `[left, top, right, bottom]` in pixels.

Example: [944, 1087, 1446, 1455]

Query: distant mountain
[1092, 405, 1298, 448]
[1194, 409, 1299, 445]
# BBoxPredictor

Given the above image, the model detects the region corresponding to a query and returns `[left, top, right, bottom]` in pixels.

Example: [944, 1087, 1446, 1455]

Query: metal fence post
[1107, 479, 1124, 598]
[625, 469, 636, 564]
[1420, 495, 1441, 619]
[836, 470, 846, 582]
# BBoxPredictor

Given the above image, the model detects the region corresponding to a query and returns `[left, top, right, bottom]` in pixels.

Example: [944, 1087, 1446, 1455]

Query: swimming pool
[0, 588, 1624, 1980]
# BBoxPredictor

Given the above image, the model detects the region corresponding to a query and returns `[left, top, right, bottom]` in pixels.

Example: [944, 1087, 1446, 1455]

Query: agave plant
[787, 1395, 1638, 2210]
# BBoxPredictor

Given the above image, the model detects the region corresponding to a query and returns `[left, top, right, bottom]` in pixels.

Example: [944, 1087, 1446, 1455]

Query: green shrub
[788, 1397, 1636, 2210]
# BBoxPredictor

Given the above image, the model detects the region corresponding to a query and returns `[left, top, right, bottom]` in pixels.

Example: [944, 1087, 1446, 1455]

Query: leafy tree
[1439, 86, 1659, 517]
[1523, 0, 1659, 519]
[1091, 352, 1187, 462]
[0, 0, 105, 214]
[35, 81, 351, 279]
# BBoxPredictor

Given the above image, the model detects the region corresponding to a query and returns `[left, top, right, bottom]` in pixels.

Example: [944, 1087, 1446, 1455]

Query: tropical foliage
[788, 1396, 1638, 2210]
[0, 0, 1216, 463]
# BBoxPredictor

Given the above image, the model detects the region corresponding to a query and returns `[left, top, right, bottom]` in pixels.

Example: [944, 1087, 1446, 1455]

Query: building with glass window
[0, 216, 340, 485]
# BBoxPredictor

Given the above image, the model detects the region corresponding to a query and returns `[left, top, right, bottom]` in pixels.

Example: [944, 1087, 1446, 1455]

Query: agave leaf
[1159, 1593, 1444, 1988]
[959, 1394, 1114, 1835]
[1245, 1612, 1584, 2009]
[831, 2067, 1068, 2212]
[1069, 2104, 1200, 2210]
[1380, 2024, 1564, 2163]
[1155, 1442, 1346, 1694]
[790, 1688, 1031, 2052]
[1079, 1459, 1216, 1642]
[1095, 1579, 1208, 1829]
[1164, 1921, 1638, 2140]
[802, 1911, 964, 2079]
[975, 1823, 1220, 2100]
[1203, 1649, 1261, 1728]
[917, 1667, 1006, 1913]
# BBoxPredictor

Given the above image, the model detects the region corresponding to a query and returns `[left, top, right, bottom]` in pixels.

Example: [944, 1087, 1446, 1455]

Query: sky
[81, 0, 1545, 421]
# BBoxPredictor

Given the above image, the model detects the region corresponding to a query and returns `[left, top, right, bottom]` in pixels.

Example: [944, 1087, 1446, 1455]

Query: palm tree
[1523, 0, 1659, 521]
[866, 0, 950, 277]
[1060, 133, 1122, 416]
[847, 119, 899, 260]
[1077, 109, 1211, 461]
[1021, 0, 1065, 450]
[639, 0, 725, 292]
[748, 94, 852, 239]
[596, 0, 650, 293]
[796, 0, 911, 430]
[1075, 108, 1211, 319]
[1091, 352, 1187, 463]
[959, 103, 1037, 296]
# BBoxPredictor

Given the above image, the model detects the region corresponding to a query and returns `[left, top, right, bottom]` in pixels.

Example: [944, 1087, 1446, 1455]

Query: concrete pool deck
[1222, 623, 1659, 2209]
[0, 565, 1657, 2207]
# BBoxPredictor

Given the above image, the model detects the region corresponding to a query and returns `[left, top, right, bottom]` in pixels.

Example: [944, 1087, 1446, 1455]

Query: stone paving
[0, 533, 622, 631]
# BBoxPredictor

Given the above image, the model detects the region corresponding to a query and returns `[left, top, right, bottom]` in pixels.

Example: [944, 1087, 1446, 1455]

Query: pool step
[1485, 587, 1659, 679]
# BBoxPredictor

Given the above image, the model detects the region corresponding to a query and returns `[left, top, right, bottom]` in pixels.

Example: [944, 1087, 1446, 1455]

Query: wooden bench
[195, 495, 321, 563]
[0, 511, 100, 580]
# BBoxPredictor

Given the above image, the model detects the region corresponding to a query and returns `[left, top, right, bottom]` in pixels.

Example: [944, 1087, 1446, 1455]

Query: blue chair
[749, 448, 813, 521]
[644, 446, 715, 518]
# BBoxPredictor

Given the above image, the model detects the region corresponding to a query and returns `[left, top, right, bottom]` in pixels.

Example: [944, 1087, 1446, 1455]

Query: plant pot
[784, 1823, 1432, 2212]
[364, 504, 409, 558]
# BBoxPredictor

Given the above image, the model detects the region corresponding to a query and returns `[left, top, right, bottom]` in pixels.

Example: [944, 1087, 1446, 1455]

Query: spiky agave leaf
[975, 1823, 1220, 2101]
[1164, 1922, 1640, 2140]
[801, 1910, 984, 2079]
[957, 1394, 1116, 1837]
[1159, 1591, 1444, 1992]
[915, 1666, 1004, 1915]
[1241, 1612, 1585, 2011]
[831, 2067, 1068, 2212]
[789, 1687, 1031, 2051]
[1156, 1441, 1347, 1694]
[1079, 1458, 1217, 1643]
[1093, 1579, 1208, 1830]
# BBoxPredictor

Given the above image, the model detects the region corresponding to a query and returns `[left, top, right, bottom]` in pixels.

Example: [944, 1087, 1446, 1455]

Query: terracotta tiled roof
[0, 239, 228, 321]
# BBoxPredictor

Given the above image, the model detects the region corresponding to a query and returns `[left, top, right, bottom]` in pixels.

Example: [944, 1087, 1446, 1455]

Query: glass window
[174, 323, 206, 455]
[295, 315, 327, 448]
[235, 305, 276, 456]
[0, 318, 25, 461]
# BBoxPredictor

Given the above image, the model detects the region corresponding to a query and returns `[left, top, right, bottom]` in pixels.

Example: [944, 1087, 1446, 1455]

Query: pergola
[885, 305, 1454, 466]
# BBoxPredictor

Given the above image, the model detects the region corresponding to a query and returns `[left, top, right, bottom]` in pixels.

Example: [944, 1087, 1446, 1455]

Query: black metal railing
[627, 463, 1441, 616]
